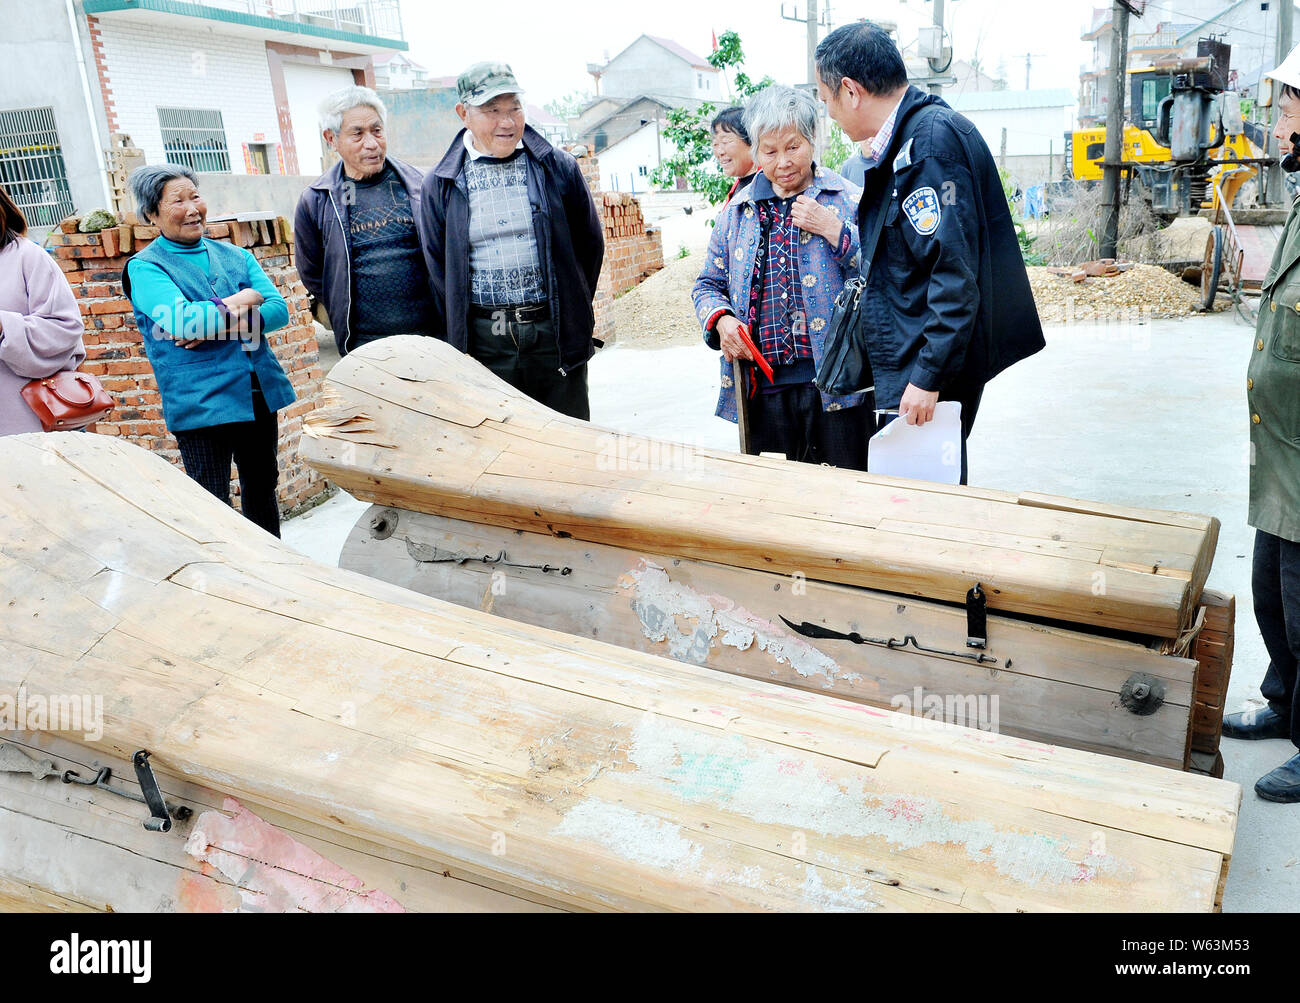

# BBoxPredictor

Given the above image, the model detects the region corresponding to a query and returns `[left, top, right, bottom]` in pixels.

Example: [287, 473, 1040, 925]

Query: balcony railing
[1131, 26, 1177, 50]
[193, 0, 404, 41]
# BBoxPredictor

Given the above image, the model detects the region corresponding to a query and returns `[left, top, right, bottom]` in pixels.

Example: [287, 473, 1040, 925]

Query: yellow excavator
[1066, 39, 1271, 217]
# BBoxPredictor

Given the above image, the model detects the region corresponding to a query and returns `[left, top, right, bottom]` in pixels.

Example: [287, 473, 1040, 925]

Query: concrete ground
[284, 307, 1298, 912]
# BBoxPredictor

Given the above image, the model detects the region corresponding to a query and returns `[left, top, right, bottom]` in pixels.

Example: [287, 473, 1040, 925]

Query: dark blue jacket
[293, 157, 430, 357]
[857, 86, 1044, 429]
[417, 126, 605, 374]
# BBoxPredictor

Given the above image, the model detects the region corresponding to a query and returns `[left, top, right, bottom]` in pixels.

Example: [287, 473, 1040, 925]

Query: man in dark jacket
[815, 24, 1044, 482]
[418, 62, 604, 420]
[293, 85, 437, 357]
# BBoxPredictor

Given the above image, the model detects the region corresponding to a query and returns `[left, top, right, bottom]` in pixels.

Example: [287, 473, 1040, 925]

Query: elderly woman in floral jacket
[693, 84, 868, 468]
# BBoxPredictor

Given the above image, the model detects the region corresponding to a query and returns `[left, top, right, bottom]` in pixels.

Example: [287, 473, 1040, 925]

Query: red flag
[712, 30, 718, 51]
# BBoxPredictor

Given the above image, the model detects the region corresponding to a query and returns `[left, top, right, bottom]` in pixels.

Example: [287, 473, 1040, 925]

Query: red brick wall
[598, 192, 664, 297]
[575, 153, 664, 345]
[50, 217, 329, 516]
[85, 16, 120, 136]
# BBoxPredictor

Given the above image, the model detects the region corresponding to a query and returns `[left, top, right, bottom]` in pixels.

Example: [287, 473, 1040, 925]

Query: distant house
[588, 34, 723, 103]
[948, 59, 1006, 96]
[576, 96, 685, 194]
[527, 105, 568, 146]
[374, 52, 432, 90]
[947, 88, 1076, 183]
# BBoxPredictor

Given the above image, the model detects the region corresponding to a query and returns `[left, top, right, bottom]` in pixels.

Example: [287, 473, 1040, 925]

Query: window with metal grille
[158, 108, 231, 173]
[0, 107, 75, 228]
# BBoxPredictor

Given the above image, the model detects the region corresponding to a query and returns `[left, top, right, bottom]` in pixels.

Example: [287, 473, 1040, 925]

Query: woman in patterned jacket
[692, 84, 870, 468]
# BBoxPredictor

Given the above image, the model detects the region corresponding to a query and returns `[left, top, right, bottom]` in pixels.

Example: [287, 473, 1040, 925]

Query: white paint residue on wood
[628, 715, 1128, 889]
[621, 562, 859, 686]
[553, 797, 702, 871]
[800, 864, 879, 911]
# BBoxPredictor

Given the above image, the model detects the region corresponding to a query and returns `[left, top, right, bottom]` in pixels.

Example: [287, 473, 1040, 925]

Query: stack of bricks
[573, 152, 664, 344]
[599, 191, 664, 298]
[48, 213, 330, 516]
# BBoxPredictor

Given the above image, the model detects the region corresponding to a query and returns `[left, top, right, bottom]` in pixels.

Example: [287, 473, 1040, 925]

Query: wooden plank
[341, 506, 1198, 770]
[1190, 590, 1235, 756]
[0, 733, 556, 913]
[0, 433, 1241, 912]
[301, 337, 1219, 638]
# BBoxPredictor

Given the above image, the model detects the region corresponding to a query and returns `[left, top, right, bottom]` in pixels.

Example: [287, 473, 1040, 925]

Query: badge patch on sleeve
[902, 187, 941, 236]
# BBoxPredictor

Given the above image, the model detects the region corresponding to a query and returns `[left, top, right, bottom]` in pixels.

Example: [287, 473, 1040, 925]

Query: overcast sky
[402, 0, 1101, 105]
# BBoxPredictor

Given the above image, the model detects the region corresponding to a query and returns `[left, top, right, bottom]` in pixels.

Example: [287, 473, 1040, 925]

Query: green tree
[823, 123, 854, 172]
[649, 30, 772, 204]
[545, 90, 593, 120]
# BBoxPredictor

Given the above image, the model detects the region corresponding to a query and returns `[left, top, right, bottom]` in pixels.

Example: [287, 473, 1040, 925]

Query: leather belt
[471, 303, 550, 323]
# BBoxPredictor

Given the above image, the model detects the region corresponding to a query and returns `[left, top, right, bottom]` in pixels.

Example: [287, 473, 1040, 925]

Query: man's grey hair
[318, 85, 387, 134]
[743, 85, 820, 148]
[128, 163, 197, 222]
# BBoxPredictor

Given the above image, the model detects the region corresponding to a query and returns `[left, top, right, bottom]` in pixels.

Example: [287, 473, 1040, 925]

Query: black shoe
[1256, 752, 1300, 803]
[1221, 706, 1291, 740]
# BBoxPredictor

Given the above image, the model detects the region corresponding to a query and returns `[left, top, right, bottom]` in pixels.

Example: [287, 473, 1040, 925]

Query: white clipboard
[867, 401, 963, 484]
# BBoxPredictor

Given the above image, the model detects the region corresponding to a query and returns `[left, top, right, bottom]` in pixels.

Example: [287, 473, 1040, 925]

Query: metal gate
[158, 108, 232, 174]
[0, 107, 75, 228]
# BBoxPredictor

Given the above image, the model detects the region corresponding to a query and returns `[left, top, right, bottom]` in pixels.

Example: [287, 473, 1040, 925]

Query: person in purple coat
[0, 184, 86, 437]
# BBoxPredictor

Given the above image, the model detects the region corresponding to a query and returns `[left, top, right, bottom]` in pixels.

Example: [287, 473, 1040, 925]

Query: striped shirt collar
[867, 91, 907, 165]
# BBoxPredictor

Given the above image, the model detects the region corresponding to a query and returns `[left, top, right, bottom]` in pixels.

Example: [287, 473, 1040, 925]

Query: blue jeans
[1252, 529, 1300, 749]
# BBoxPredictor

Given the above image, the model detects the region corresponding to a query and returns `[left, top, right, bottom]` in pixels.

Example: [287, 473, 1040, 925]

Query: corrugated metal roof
[947, 88, 1076, 112]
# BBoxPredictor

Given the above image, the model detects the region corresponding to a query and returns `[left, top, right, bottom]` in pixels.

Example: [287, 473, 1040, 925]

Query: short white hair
[318, 86, 387, 134]
[743, 85, 819, 148]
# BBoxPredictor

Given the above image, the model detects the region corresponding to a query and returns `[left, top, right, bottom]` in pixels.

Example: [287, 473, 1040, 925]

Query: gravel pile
[610, 251, 707, 349]
[608, 254, 1220, 348]
[1027, 263, 1225, 324]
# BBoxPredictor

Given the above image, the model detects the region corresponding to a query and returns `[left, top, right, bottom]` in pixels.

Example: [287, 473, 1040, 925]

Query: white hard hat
[1265, 43, 1300, 90]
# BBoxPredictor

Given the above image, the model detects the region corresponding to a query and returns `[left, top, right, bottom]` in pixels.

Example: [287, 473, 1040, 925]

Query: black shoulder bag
[813, 175, 892, 397]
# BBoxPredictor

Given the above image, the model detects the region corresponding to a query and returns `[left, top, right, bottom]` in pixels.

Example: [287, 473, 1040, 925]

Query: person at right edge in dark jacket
[814, 23, 1045, 484]
[418, 62, 604, 420]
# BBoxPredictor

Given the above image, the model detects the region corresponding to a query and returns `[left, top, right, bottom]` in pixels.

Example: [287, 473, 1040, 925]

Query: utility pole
[1099, 1, 1135, 259]
[1024, 52, 1046, 90]
[780, 0, 828, 86]
[1268, 0, 1295, 203]
[929, 0, 945, 95]
[782, 0, 831, 159]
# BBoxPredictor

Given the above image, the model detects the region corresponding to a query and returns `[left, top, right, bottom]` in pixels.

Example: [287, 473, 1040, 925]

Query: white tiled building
[0, 0, 407, 229]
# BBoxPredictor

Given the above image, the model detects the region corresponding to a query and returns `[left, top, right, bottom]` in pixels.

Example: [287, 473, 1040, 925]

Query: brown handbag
[20, 371, 115, 431]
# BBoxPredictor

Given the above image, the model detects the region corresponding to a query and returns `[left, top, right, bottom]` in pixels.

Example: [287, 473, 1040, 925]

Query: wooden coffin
[301, 337, 1219, 639]
[342, 506, 1205, 771]
[0, 734, 554, 913]
[0, 434, 1241, 912]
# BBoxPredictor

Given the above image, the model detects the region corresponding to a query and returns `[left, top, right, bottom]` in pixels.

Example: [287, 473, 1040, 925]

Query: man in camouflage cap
[418, 61, 604, 419]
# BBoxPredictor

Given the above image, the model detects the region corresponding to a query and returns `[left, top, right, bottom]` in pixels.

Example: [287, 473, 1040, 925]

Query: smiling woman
[711, 106, 756, 205]
[122, 164, 295, 537]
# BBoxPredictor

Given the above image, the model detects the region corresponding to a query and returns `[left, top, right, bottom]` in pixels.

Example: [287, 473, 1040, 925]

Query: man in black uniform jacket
[815, 23, 1045, 483]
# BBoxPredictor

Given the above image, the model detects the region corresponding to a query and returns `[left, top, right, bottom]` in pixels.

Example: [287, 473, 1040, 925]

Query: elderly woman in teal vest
[123, 164, 295, 537]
